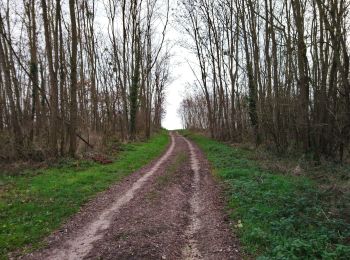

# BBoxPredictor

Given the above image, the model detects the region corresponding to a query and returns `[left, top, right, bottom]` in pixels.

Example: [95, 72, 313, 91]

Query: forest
[0, 0, 350, 259]
[0, 0, 169, 160]
[178, 0, 350, 162]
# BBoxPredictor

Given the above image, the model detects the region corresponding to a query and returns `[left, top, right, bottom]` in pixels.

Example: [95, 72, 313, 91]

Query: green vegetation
[184, 131, 350, 259]
[0, 131, 169, 258]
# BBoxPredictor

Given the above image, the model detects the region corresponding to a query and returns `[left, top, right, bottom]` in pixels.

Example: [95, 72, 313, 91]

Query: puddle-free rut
[22, 132, 241, 260]
[182, 137, 202, 259]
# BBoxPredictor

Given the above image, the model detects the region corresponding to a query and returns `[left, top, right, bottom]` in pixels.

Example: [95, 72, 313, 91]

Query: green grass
[183, 131, 350, 260]
[0, 131, 169, 258]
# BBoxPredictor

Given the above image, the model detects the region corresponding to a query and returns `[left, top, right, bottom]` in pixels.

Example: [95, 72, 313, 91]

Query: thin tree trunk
[69, 0, 78, 156]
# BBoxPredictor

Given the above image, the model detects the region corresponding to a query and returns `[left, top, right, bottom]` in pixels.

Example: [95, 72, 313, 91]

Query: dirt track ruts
[22, 132, 241, 260]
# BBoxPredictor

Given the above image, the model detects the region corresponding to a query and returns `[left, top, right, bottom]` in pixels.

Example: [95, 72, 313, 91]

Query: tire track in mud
[22, 132, 241, 260]
[182, 137, 202, 259]
[41, 133, 176, 260]
[85, 135, 192, 259]
[181, 135, 242, 260]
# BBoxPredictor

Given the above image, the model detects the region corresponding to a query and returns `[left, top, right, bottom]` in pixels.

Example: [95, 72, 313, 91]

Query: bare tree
[178, 0, 350, 161]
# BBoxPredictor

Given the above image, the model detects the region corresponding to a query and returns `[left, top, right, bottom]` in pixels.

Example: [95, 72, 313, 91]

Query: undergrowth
[183, 131, 350, 259]
[0, 131, 169, 259]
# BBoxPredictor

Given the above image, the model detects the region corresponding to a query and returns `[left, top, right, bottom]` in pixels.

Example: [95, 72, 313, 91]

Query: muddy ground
[21, 132, 241, 260]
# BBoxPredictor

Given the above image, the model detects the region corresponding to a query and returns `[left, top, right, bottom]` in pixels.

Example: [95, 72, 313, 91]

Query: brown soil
[20, 132, 241, 260]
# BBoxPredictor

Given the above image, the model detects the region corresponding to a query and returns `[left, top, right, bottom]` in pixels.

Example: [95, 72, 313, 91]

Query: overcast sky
[161, 38, 193, 130]
[161, 2, 196, 130]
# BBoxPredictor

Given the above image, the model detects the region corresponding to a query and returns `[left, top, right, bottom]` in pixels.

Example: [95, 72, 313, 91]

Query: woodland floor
[15, 132, 241, 260]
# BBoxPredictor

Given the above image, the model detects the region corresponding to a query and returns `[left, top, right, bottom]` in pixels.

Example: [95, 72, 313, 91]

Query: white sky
[162, 35, 194, 130]
[161, 2, 196, 130]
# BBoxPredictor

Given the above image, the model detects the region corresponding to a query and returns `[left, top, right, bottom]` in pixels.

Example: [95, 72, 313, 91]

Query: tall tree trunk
[240, 1, 260, 145]
[130, 30, 141, 140]
[41, 0, 59, 156]
[69, 0, 78, 156]
[27, 0, 40, 142]
[291, 0, 310, 153]
[0, 34, 23, 155]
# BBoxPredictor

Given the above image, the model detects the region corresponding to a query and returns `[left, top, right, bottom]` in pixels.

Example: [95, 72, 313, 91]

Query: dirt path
[23, 132, 241, 260]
